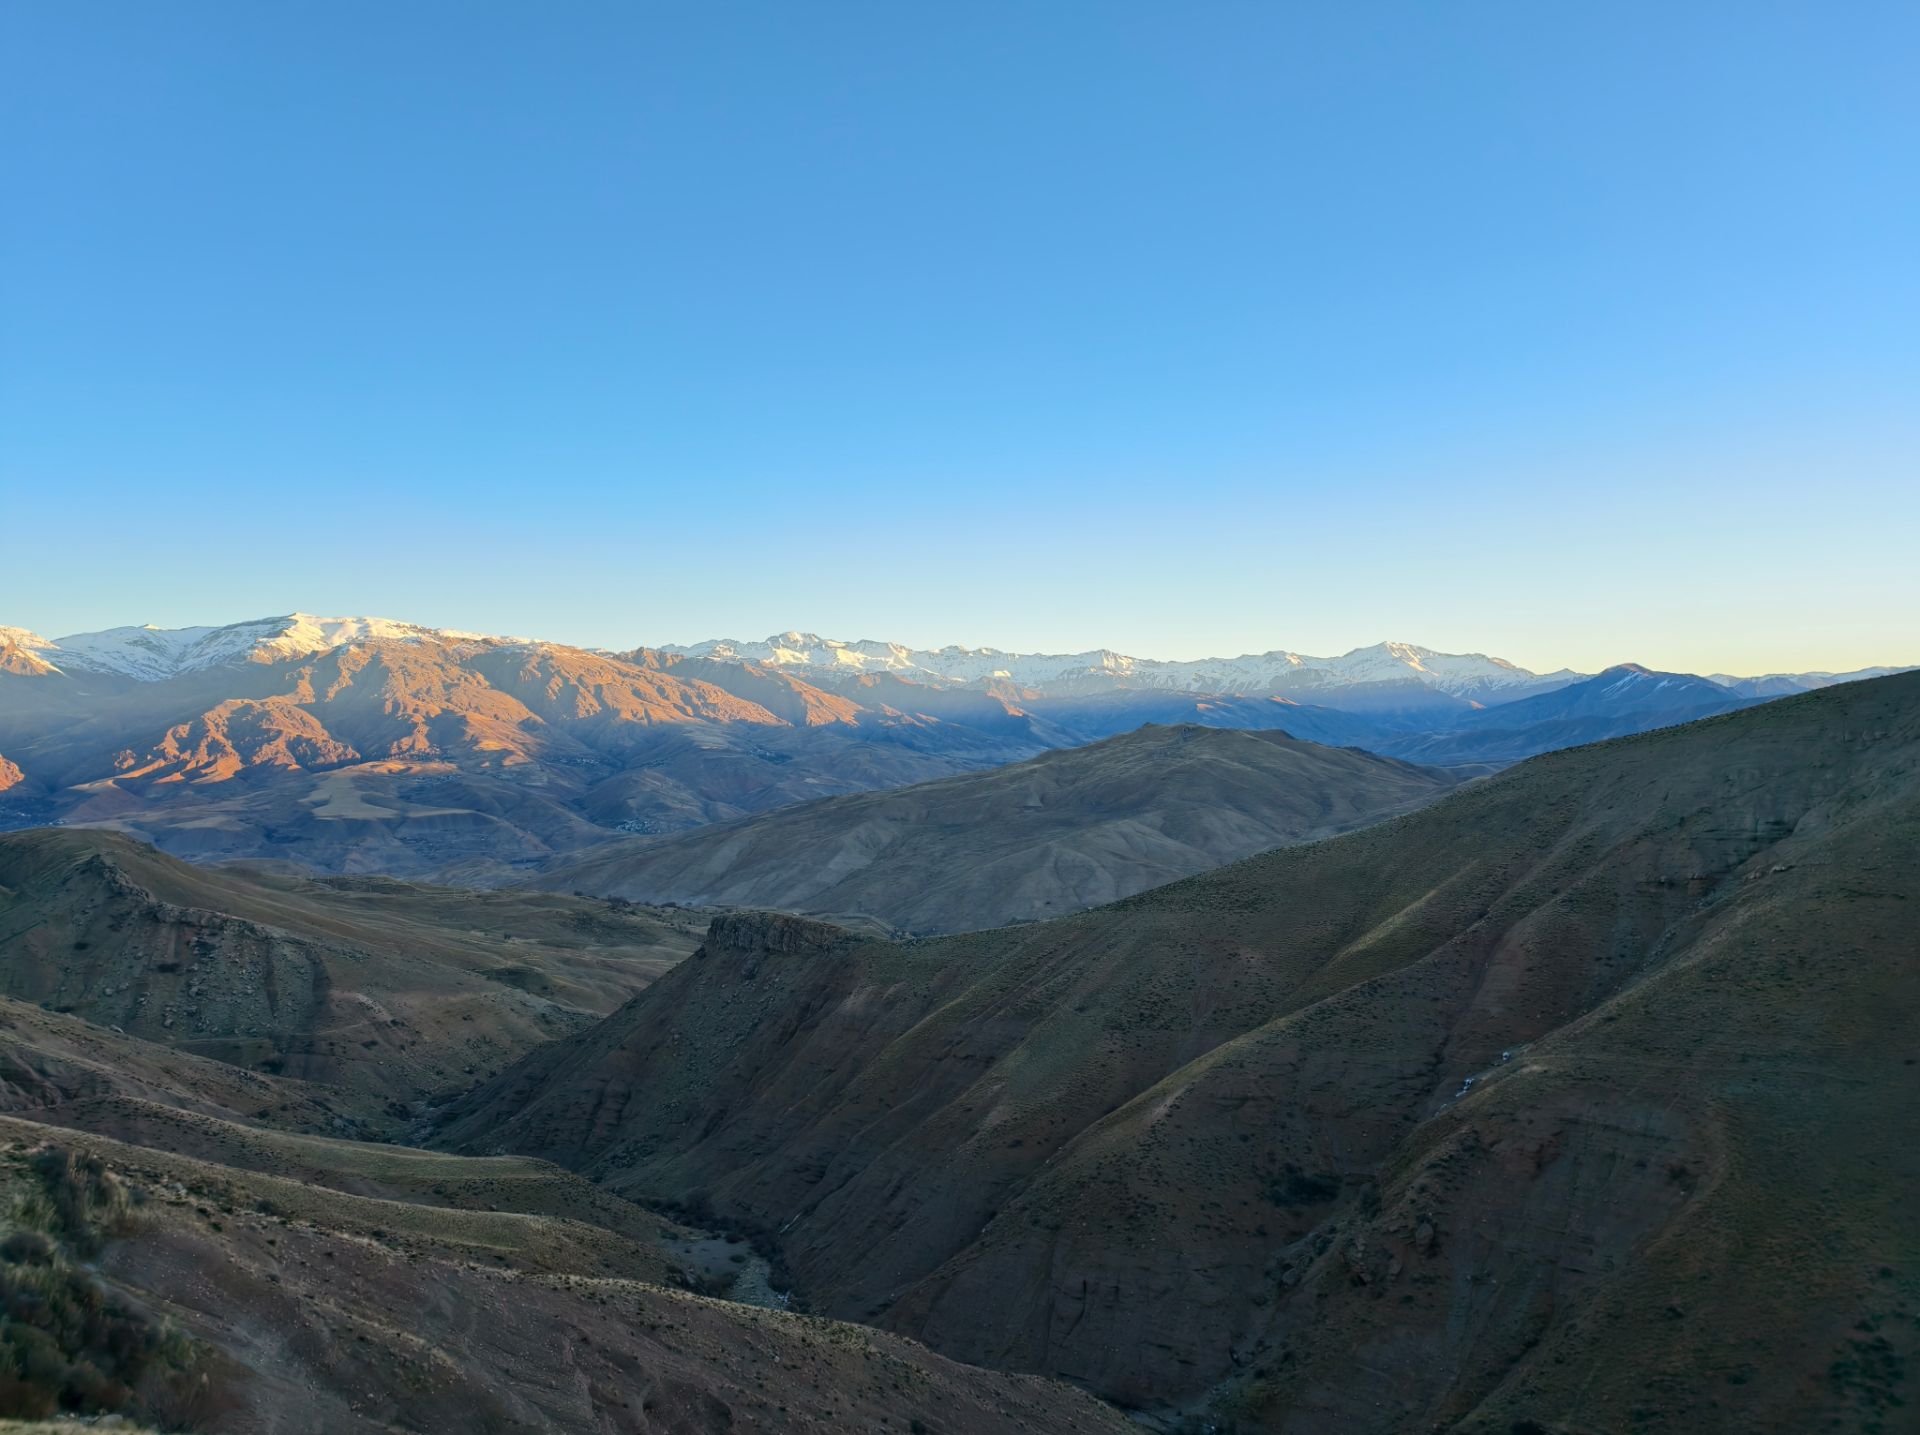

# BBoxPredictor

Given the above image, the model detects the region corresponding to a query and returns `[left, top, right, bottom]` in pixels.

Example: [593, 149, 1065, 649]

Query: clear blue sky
[3, 2, 1915, 675]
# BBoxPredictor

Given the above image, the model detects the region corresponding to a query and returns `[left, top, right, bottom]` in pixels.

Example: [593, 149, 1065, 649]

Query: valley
[12, 7, 1912, 1428]
[442, 671, 1920, 1433]
[0, 827, 1126, 1431]
[0, 617, 1911, 1432]
[0, 1117, 1129, 1433]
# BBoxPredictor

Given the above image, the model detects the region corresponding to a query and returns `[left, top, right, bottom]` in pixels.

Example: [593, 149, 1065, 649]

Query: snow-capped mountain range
[1706, 667, 1917, 699]
[1, 615, 509, 682]
[2, 614, 1907, 704]
[2, 612, 1912, 878]
[662, 632, 1582, 703]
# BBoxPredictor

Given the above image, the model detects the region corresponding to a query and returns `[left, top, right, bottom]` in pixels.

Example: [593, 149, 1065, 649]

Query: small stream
[664, 1232, 790, 1310]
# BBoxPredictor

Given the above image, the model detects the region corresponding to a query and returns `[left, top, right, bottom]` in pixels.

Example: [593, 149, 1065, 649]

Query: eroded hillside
[0, 827, 1124, 1432]
[0, 829, 700, 1104]
[443, 671, 1920, 1433]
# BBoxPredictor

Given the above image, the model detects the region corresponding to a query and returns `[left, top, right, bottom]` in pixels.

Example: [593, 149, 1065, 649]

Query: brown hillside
[442, 670, 1920, 1433]
[536, 724, 1456, 933]
[0, 992, 361, 1134]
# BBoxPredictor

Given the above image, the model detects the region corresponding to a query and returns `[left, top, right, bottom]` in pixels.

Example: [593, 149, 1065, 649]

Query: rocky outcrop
[698, 911, 850, 964]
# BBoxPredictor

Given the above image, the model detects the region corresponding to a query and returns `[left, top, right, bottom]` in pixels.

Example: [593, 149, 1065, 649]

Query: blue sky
[3, 2, 1915, 675]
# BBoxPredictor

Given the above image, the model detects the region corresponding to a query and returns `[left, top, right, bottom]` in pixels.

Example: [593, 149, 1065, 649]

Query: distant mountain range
[11, 615, 1903, 702]
[0, 615, 511, 682]
[664, 632, 1583, 707]
[1, 613, 1909, 875]
[0, 617, 1054, 877]
[1368, 663, 1772, 768]
[663, 628, 1912, 705]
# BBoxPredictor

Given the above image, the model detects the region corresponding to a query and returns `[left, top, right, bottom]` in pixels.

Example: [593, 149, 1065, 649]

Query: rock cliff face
[0, 828, 700, 1103]
[442, 672, 1920, 1433]
[700, 911, 850, 963]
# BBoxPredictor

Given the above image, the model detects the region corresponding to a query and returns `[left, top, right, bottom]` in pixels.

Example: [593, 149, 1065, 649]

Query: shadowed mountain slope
[0, 828, 700, 1102]
[535, 724, 1457, 933]
[443, 671, 1920, 1433]
[0, 992, 362, 1135]
[1374, 662, 1760, 768]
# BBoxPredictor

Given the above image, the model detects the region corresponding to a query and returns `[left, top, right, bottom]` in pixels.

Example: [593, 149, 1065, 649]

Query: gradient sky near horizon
[3, 3, 1916, 676]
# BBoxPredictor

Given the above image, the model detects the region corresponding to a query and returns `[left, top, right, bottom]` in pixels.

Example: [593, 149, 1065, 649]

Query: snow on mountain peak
[13, 614, 1904, 705]
[36, 613, 514, 680]
[0, 627, 66, 677]
[659, 632, 1579, 702]
[0, 626, 56, 651]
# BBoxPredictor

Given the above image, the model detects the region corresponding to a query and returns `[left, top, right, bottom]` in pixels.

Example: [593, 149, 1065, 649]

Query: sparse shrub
[28, 1146, 132, 1256]
[0, 1238, 195, 1420]
[0, 1144, 220, 1426]
[0, 1232, 53, 1266]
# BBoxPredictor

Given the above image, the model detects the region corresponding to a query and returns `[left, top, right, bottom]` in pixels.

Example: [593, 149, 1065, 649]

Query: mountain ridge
[530, 723, 1459, 933]
[0, 629, 1055, 875]
[6, 613, 1913, 881]
[15, 612, 1910, 703]
[663, 631, 1582, 702]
